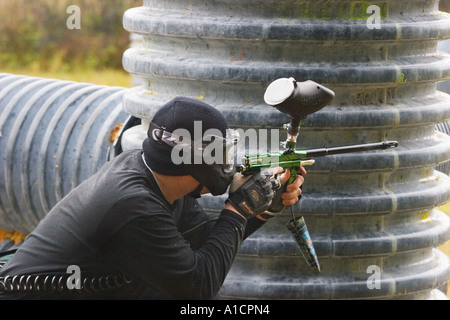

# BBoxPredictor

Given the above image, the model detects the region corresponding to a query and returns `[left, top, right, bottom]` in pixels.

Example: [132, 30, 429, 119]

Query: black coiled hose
[0, 272, 132, 294]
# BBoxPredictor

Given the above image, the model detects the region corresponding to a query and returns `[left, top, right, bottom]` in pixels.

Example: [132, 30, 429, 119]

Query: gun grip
[288, 168, 303, 201]
[269, 182, 288, 214]
[268, 169, 300, 214]
[288, 168, 297, 185]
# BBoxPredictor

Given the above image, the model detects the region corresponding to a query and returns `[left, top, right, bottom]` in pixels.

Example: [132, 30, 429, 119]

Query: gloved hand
[260, 167, 307, 220]
[226, 168, 282, 219]
[261, 182, 289, 218]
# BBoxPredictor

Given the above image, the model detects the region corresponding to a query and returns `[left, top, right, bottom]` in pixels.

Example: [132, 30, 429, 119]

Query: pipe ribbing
[0, 74, 129, 234]
[121, 0, 450, 299]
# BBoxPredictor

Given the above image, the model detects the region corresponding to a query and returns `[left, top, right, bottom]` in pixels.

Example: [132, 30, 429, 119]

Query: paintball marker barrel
[238, 140, 399, 175]
[297, 141, 399, 158]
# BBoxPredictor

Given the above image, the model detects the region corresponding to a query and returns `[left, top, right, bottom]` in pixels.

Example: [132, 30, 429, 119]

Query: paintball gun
[237, 77, 399, 273]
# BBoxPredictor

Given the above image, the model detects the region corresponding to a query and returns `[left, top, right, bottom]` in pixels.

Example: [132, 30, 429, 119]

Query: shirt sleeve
[102, 195, 247, 300]
[178, 197, 267, 246]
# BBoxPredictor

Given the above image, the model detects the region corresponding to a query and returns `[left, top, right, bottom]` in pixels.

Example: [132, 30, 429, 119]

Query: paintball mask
[148, 121, 240, 196]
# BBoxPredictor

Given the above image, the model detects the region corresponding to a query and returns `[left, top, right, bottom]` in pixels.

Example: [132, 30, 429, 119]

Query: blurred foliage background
[442, 0, 450, 12]
[0, 0, 449, 87]
[0, 0, 141, 87]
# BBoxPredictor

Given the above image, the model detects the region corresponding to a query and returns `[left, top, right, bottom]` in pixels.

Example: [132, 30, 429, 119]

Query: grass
[0, 67, 133, 88]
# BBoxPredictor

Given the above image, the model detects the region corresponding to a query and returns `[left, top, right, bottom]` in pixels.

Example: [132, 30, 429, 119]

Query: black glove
[261, 181, 288, 218]
[227, 169, 281, 219]
[261, 176, 303, 220]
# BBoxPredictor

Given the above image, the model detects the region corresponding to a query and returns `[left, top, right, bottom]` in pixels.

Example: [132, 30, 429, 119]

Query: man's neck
[152, 172, 200, 204]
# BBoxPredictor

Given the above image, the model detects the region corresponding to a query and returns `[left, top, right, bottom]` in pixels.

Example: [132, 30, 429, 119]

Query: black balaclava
[142, 97, 235, 197]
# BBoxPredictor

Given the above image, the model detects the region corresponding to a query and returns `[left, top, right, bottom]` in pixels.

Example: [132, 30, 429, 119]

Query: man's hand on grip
[261, 167, 307, 220]
[226, 168, 282, 219]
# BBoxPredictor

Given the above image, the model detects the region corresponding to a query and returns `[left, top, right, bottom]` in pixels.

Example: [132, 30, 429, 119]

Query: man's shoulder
[110, 149, 142, 165]
[98, 149, 145, 179]
[75, 150, 149, 200]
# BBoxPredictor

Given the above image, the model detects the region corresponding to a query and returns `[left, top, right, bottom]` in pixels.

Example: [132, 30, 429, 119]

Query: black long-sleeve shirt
[0, 150, 265, 299]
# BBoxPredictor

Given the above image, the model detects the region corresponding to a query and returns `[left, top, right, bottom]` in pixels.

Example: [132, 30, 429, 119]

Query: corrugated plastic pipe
[436, 39, 450, 175]
[436, 121, 450, 174]
[0, 74, 129, 234]
[121, 0, 450, 299]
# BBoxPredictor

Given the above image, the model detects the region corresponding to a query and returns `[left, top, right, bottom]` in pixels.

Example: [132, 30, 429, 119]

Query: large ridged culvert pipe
[436, 39, 450, 175]
[436, 121, 450, 174]
[438, 39, 450, 94]
[122, 1, 450, 299]
[0, 74, 129, 234]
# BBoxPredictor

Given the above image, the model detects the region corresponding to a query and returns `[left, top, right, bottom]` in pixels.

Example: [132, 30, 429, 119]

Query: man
[0, 97, 305, 299]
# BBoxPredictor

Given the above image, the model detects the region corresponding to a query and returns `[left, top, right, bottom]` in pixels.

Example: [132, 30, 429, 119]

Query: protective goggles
[149, 122, 240, 173]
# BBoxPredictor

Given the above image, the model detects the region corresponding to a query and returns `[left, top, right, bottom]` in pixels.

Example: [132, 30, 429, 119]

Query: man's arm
[103, 196, 247, 300]
[179, 197, 263, 247]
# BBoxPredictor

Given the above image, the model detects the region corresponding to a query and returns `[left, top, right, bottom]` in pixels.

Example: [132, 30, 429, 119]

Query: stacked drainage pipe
[122, 0, 450, 299]
[436, 38, 450, 175]
[0, 74, 129, 235]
